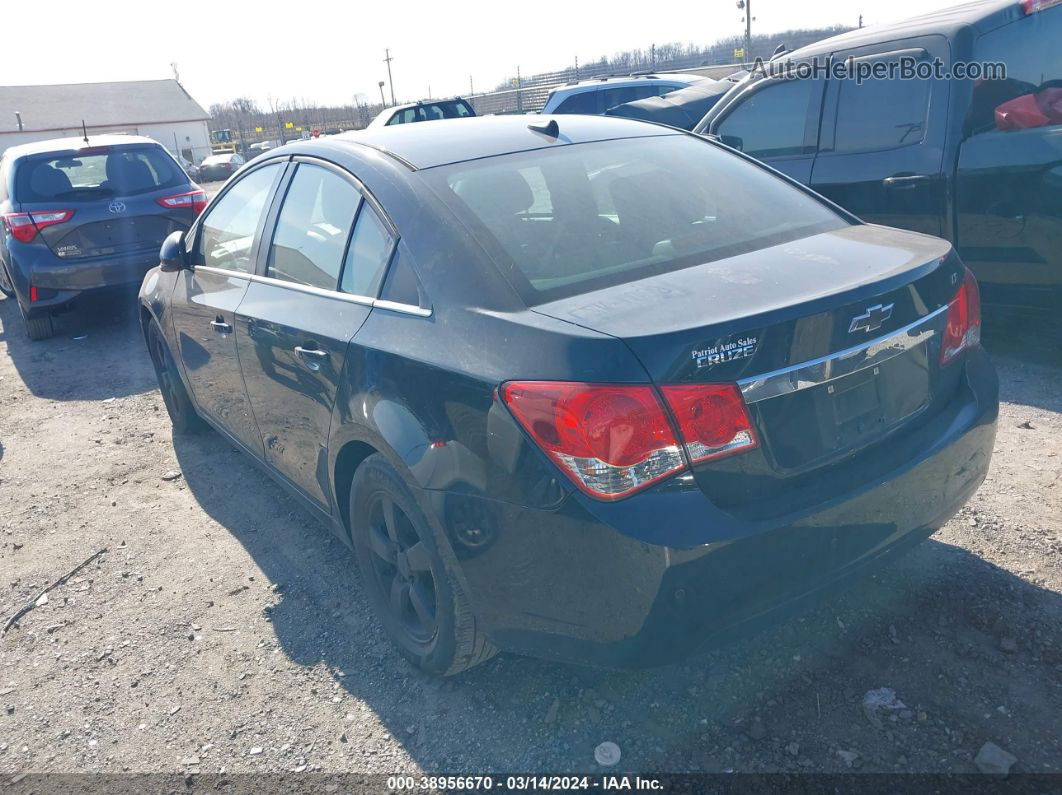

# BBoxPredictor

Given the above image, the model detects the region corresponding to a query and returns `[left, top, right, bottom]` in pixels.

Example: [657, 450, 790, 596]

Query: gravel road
[0, 285, 1059, 778]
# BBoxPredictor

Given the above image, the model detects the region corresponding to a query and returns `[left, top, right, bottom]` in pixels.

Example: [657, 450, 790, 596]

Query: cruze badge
[849, 303, 893, 334]
[108, 200, 127, 214]
[692, 336, 758, 368]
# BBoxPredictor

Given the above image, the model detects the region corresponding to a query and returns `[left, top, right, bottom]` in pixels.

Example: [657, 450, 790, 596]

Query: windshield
[429, 134, 847, 303]
[14, 143, 186, 202]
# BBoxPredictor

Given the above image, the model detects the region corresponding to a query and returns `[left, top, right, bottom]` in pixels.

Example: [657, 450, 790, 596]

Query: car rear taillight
[940, 268, 982, 365]
[501, 382, 686, 500]
[501, 380, 757, 500]
[2, 210, 74, 243]
[156, 190, 207, 216]
[1020, 0, 1062, 14]
[659, 384, 758, 463]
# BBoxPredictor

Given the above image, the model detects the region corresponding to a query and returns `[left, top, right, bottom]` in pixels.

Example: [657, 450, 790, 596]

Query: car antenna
[528, 119, 560, 139]
[81, 120, 89, 145]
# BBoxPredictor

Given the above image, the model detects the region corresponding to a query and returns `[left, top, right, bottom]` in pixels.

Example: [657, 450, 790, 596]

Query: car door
[707, 75, 825, 182]
[169, 160, 286, 453]
[809, 41, 951, 237]
[235, 158, 397, 508]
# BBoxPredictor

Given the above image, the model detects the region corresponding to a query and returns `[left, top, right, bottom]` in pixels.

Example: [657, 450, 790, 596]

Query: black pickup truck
[695, 0, 1062, 313]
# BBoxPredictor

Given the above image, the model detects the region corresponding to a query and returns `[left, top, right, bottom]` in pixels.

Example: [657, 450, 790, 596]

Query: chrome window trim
[373, 298, 433, 317]
[190, 265, 432, 317]
[738, 304, 948, 404]
[194, 265, 253, 280]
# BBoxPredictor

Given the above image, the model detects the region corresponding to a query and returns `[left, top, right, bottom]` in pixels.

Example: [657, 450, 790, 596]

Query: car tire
[350, 453, 497, 676]
[146, 318, 205, 434]
[21, 309, 54, 341]
[0, 261, 13, 298]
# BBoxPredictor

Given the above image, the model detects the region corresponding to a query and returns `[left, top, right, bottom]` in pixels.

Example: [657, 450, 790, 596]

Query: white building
[0, 79, 211, 163]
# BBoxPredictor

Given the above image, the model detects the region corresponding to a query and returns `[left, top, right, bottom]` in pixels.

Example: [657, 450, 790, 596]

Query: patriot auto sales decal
[691, 336, 758, 369]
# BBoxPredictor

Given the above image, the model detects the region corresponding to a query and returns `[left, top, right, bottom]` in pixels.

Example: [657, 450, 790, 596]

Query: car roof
[3, 133, 164, 160]
[783, 0, 1022, 60]
[332, 114, 681, 170]
[552, 73, 703, 93]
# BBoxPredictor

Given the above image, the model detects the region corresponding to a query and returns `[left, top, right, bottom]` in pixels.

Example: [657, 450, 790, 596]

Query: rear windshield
[14, 144, 186, 203]
[429, 134, 847, 303]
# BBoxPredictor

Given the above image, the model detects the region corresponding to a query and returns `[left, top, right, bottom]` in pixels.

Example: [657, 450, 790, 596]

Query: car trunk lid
[532, 224, 966, 503]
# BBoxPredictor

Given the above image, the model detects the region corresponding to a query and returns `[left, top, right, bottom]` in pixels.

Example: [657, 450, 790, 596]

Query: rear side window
[554, 91, 600, 115]
[14, 144, 186, 202]
[340, 203, 394, 296]
[267, 164, 360, 290]
[197, 163, 282, 273]
[966, 8, 1062, 135]
[715, 79, 818, 158]
[832, 54, 931, 152]
[432, 134, 846, 304]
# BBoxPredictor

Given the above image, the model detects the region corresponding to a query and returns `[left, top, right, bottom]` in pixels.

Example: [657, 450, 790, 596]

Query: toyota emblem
[108, 200, 127, 214]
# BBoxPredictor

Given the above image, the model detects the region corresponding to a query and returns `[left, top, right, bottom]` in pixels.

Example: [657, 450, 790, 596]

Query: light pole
[383, 49, 396, 105]
[737, 0, 753, 65]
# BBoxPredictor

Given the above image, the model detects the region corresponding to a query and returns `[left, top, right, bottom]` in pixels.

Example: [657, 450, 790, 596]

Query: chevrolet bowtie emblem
[849, 303, 894, 334]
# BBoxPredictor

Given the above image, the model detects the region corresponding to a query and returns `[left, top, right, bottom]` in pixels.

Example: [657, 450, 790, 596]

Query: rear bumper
[7, 244, 159, 315]
[425, 348, 998, 668]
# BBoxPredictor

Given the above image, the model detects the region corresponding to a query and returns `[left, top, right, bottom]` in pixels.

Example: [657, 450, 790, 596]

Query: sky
[5, 0, 966, 111]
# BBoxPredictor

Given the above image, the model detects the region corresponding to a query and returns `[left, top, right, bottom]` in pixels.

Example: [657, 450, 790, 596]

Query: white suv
[540, 74, 704, 115]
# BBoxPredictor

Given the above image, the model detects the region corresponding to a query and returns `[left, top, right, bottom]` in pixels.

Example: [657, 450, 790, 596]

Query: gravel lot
[0, 269, 1059, 778]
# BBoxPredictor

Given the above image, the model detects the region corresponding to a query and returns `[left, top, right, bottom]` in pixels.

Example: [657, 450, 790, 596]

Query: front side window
[267, 164, 360, 290]
[340, 203, 394, 296]
[14, 144, 186, 202]
[432, 134, 846, 304]
[715, 79, 818, 158]
[832, 55, 931, 152]
[197, 162, 282, 273]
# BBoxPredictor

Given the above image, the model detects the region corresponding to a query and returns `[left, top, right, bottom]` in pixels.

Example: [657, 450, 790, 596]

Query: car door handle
[882, 175, 930, 189]
[294, 345, 327, 370]
[210, 319, 232, 333]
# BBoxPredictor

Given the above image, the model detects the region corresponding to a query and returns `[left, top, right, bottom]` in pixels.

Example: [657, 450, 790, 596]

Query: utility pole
[745, 0, 752, 66]
[736, 0, 752, 65]
[858, 14, 864, 28]
[651, 43, 656, 69]
[516, 66, 523, 113]
[383, 49, 396, 106]
[469, 75, 474, 97]
[574, 55, 579, 80]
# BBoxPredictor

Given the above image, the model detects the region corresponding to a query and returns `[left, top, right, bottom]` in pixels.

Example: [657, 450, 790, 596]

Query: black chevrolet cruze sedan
[139, 115, 998, 675]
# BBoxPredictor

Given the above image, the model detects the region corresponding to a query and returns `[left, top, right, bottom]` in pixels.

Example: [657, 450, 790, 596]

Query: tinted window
[198, 163, 282, 273]
[378, 247, 427, 308]
[268, 164, 360, 290]
[833, 59, 930, 152]
[14, 144, 186, 202]
[554, 91, 600, 115]
[340, 204, 394, 296]
[966, 9, 1062, 136]
[715, 79, 818, 158]
[433, 135, 845, 303]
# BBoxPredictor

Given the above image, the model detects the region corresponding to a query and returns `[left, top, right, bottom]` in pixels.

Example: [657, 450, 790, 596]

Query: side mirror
[159, 230, 189, 272]
[719, 135, 744, 151]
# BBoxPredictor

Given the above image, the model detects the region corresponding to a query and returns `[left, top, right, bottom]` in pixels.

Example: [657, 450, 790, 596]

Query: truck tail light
[1020, 0, 1062, 13]
[501, 380, 757, 500]
[659, 384, 758, 463]
[2, 210, 74, 243]
[940, 268, 982, 365]
[156, 190, 207, 216]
